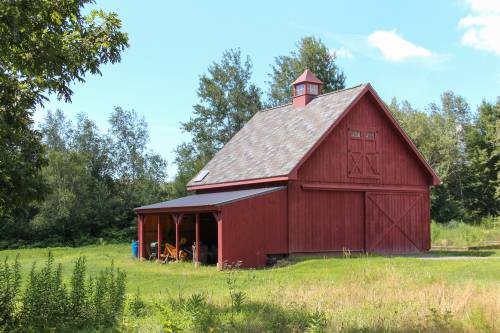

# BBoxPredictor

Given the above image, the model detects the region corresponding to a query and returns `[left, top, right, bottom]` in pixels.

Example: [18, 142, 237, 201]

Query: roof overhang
[134, 205, 218, 214]
[187, 176, 288, 191]
[135, 186, 286, 214]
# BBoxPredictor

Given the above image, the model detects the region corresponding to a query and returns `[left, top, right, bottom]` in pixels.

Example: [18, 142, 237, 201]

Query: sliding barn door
[365, 192, 426, 253]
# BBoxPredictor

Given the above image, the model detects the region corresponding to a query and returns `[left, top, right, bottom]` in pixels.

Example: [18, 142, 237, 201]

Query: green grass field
[1, 221, 499, 332]
[432, 218, 500, 247]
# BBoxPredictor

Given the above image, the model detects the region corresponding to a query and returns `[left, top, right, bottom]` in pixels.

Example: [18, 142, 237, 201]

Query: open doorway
[177, 213, 218, 265]
[154, 213, 217, 265]
[198, 213, 218, 265]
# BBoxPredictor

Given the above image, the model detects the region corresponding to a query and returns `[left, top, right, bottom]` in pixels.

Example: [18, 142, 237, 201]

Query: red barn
[135, 70, 440, 268]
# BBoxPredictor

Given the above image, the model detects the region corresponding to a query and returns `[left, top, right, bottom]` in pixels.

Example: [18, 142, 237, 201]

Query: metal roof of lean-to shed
[134, 186, 286, 213]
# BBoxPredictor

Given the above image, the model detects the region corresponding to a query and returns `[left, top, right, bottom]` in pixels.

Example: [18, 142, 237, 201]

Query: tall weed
[69, 256, 90, 327]
[14, 252, 127, 332]
[20, 252, 67, 330]
[0, 255, 21, 331]
[91, 261, 127, 327]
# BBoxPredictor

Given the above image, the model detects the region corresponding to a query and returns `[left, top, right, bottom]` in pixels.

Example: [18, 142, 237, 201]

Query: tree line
[390, 94, 499, 221]
[0, 1, 498, 248]
[2, 107, 169, 248]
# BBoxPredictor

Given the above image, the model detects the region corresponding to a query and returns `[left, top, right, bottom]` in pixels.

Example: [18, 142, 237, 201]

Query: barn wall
[424, 187, 431, 250]
[290, 190, 364, 253]
[220, 189, 287, 267]
[288, 93, 432, 254]
[298, 93, 431, 186]
[142, 215, 159, 258]
[287, 180, 300, 253]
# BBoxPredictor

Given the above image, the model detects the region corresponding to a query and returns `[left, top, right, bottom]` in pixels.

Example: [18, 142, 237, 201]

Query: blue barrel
[132, 240, 139, 257]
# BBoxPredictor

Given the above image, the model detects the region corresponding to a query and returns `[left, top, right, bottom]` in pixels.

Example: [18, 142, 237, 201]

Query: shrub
[127, 289, 148, 317]
[20, 251, 68, 331]
[156, 294, 330, 333]
[182, 293, 214, 331]
[224, 261, 247, 314]
[306, 309, 328, 333]
[16, 253, 127, 332]
[91, 261, 127, 327]
[68, 256, 90, 328]
[425, 306, 455, 332]
[0, 255, 21, 331]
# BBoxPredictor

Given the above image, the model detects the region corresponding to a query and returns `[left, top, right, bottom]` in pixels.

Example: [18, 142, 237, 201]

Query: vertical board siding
[143, 215, 158, 249]
[287, 180, 300, 252]
[298, 94, 431, 185]
[423, 187, 431, 250]
[221, 189, 287, 267]
[290, 191, 364, 252]
[287, 93, 432, 255]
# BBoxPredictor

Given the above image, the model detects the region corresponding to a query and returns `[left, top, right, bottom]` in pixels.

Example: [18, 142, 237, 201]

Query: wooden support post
[213, 212, 223, 270]
[195, 213, 200, 267]
[157, 215, 162, 261]
[175, 215, 180, 260]
[173, 214, 183, 261]
[138, 214, 144, 260]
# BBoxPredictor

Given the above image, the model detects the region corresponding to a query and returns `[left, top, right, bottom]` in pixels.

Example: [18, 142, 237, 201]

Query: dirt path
[416, 256, 500, 260]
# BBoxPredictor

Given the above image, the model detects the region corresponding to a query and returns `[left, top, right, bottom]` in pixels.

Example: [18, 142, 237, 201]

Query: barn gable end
[287, 85, 435, 254]
[297, 91, 432, 186]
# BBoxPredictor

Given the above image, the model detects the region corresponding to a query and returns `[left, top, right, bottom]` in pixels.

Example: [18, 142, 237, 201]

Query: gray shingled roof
[188, 84, 367, 187]
[135, 187, 285, 211]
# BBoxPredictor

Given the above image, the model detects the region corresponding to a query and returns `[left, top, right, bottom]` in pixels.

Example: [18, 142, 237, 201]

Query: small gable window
[351, 130, 361, 138]
[295, 84, 305, 96]
[366, 132, 375, 140]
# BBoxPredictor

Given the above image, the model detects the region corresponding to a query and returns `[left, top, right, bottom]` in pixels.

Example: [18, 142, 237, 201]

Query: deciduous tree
[19, 108, 167, 246]
[173, 49, 262, 196]
[267, 36, 345, 106]
[389, 92, 499, 222]
[463, 99, 500, 217]
[0, 0, 128, 222]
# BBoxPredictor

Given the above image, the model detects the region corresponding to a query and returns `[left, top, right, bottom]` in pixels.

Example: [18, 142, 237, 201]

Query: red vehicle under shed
[135, 70, 440, 268]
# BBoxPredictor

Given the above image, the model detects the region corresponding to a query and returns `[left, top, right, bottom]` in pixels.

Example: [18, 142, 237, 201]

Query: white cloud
[367, 30, 433, 62]
[330, 46, 353, 59]
[459, 0, 500, 55]
[465, 0, 500, 13]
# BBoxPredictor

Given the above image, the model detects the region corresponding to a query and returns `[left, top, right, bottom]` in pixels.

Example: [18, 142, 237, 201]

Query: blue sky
[36, 0, 500, 178]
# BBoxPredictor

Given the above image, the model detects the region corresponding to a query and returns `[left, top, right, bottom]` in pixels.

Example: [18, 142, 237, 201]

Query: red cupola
[292, 69, 323, 107]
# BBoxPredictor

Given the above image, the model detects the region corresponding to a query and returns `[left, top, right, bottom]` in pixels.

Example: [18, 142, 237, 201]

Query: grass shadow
[274, 250, 498, 268]
[273, 252, 371, 267]
[160, 297, 465, 333]
[397, 250, 497, 258]
[161, 297, 320, 332]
